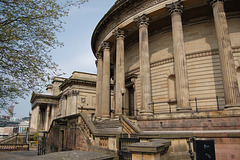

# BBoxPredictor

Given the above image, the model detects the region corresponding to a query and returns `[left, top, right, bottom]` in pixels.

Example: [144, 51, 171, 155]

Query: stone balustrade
[0, 143, 29, 151]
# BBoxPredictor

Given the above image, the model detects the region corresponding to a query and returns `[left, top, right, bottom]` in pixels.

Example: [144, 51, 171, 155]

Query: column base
[96, 117, 102, 121]
[176, 107, 192, 112]
[225, 104, 240, 110]
[140, 109, 153, 116]
[102, 115, 111, 120]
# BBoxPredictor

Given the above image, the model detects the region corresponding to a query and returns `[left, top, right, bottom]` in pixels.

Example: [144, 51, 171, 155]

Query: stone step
[93, 119, 121, 130]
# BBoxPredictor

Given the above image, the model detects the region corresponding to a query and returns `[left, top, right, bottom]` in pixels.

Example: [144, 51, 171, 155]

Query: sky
[6, 0, 116, 118]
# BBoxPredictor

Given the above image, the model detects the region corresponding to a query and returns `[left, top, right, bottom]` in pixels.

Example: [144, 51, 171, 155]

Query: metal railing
[150, 96, 225, 114]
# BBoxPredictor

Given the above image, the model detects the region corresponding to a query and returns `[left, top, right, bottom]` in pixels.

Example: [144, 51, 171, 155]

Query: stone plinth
[127, 139, 171, 160]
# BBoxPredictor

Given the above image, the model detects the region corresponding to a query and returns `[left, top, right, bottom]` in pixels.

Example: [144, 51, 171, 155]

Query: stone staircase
[92, 119, 122, 133]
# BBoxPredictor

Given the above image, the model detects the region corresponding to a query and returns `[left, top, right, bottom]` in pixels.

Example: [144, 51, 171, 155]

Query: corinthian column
[166, 0, 191, 110]
[134, 14, 153, 115]
[95, 53, 103, 119]
[208, 0, 240, 108]
[102, 42, 111, 119]
[113, 28, 125, 115]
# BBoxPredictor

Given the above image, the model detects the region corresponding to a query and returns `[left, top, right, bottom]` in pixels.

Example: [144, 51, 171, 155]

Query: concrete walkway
[0, 149, 38, 160]
[0, 150, 115, 160]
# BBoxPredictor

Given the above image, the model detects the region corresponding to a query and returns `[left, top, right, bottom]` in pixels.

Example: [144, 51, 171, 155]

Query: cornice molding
[92, 0, 168, 54]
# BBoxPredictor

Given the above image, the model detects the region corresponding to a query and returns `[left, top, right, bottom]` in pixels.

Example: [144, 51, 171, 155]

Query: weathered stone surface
[0, 150, 115, 160]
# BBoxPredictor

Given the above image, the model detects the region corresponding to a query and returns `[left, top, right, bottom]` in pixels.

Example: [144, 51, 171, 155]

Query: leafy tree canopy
[0, 0, 87, 109]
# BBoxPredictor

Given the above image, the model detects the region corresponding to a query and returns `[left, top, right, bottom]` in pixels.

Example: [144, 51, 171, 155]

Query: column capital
[96, 52, 103, 59]
[134, 14, 150, 27]
[102, 41, 111, 50]
[207, 0, 224, 6]
[113, 28, 125, 39]
[71, 90, 79, 96]
[166, 0, 183, 15]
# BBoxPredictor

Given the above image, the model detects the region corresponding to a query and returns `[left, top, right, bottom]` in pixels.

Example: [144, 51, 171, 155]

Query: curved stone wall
[92, 0, 240, 117]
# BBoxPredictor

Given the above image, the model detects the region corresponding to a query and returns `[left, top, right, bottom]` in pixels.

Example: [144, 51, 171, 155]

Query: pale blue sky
[12, 0, 116, 118]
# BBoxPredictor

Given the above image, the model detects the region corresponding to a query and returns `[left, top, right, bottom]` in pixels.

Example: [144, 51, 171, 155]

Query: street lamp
[120, 88, 126, 114]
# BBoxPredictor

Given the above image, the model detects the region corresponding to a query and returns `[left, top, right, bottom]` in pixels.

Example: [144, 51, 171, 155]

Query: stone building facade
[29, 0, 240, 159]
[91, 0, 240, 159]
[29, 72, 97, 132]
[93, 0, 240, 118]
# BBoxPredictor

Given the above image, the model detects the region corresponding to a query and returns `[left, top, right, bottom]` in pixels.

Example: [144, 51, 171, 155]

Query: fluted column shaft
[102, 42, 111, 119]
[134, 14, 153, 115]
[35, 105, 40, 131]
[45, 104, 50, 131]
[208, 0, 240, 107]
[96, 53, 103, 119]
[114, 29, 125, 115]
[67, 93, 71, 116]
[71, 91, 78, 114]
[62, 96, 67, 116]
[166, 0, 191, 110]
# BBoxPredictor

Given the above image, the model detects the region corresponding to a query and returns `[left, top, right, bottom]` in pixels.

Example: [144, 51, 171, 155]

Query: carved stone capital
[207, 0, 224, 6]
[131, 78, 136, 90]
[95, 60, 98, 66]
[96, 52, 103, 59]
[166, 0, 183, 15]
[101, 41, 111, 50]
[71, 90, 79, 96]
[113, 28, 125, 39]
[134, 14, 150, 27]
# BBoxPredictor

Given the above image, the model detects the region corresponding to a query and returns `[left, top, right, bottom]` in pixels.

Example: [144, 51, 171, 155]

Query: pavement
[0, 149, 38, 160]
[0, 149, 115, 160]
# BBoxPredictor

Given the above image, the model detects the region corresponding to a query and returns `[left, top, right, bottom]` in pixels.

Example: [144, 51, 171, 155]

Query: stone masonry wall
[215, 138, 240, 160]
[65, 128, 89, 152]
[137, 116, 240, 131]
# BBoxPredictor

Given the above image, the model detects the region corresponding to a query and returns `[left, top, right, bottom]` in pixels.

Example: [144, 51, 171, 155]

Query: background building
[29, 71, 97, 132]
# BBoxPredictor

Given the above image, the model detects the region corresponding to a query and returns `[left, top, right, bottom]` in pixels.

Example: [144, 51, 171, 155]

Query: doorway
[128, 86, 134, 116]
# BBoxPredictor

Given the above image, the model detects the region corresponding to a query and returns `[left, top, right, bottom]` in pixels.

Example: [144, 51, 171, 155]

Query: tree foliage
[0, 0, 87, 108]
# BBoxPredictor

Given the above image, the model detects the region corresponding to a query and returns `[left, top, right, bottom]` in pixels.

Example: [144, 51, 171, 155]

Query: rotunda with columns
[92, 0, 240, 119]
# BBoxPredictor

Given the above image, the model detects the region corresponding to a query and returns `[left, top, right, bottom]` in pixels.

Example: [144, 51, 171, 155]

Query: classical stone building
[92, 0, 240, 159]
[29, 72, 97, 132]
[30, 0, 240, 159]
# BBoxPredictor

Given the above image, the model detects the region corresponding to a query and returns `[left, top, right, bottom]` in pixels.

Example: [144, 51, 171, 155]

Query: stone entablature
[30, 92, 58, 109]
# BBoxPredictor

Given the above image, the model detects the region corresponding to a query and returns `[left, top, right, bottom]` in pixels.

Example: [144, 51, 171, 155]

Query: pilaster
[134, 14, 153, 116]
[71, 90, 79, 115]
[62, 95, 67, 116]
[166, 0, 191, 111]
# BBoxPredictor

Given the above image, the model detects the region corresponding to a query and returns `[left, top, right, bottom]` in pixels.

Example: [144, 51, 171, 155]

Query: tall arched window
[168, 75, 176, 101]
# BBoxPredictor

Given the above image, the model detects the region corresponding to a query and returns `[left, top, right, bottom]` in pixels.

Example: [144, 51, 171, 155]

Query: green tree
[0, 0, 87, 108]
